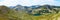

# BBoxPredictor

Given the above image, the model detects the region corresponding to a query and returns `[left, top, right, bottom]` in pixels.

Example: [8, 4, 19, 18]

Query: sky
[0, 0, 60, 6]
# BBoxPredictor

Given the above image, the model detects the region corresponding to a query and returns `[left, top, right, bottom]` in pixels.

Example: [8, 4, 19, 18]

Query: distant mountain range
[8, 5, 60, 11]
[8, 5, 60, 16]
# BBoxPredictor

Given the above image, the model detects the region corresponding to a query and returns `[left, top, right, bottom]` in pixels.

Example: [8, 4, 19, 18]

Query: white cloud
[0, 0, 60, 6]
[18, 0, 56, 6]
[20, 0, 60, 6]
[0, 0, 19, 6]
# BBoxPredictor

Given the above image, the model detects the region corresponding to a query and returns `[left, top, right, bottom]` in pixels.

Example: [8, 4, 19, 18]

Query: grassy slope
[7, 9, 60, 20]
[10, 11, 60, 20]
[0, 6, 60, 20]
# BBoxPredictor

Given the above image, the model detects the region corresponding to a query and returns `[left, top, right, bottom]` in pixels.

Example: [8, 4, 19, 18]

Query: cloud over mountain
[0, 0, 60, 6]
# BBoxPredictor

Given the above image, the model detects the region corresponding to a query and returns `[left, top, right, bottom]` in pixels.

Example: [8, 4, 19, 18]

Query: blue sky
[0, 0, 60, 6]
[0, 0, 3, 2]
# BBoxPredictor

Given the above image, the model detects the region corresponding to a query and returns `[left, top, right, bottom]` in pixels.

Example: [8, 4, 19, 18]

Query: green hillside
[0, 5, 60, 20]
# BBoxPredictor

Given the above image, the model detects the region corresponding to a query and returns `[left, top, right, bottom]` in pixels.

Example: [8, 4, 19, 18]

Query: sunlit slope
[10, 9, 60, 20]
[12, 11, 60, 20]
[0, 5, 60, 20]
[31, 12, 60, 20]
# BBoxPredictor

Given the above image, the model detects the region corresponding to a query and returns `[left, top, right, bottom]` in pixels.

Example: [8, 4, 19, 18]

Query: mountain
[8, 5, 60, 14]
[9, 6, 15, 9]
[9, 5, 25, 11]
[30, 5, 41, 9]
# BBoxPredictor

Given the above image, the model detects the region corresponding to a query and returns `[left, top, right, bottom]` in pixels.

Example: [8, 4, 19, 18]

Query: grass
[6, 9, 60, 20]
[0, 6, 60, 20]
